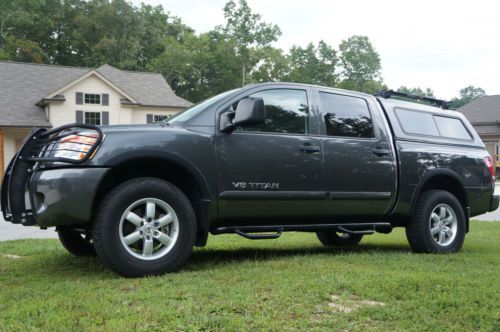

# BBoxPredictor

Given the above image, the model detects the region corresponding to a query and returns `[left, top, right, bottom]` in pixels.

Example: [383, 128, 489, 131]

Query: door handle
[300, 145, 321, 153]
[372, 148, 391, 157]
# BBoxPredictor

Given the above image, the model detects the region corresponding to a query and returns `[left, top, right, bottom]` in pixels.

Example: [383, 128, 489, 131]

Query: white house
[0, 61, 192, 178]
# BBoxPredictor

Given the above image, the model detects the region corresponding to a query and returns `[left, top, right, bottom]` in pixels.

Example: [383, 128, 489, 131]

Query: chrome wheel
[119, 198, 179, 261]
[429, 203, 457, 246]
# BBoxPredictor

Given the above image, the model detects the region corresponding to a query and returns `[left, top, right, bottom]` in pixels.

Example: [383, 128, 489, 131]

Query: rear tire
[92, 177, 196, 277]
[316, 231, 363, 247]
[406, 190, 466, 253]
[57, 225, 96, 256]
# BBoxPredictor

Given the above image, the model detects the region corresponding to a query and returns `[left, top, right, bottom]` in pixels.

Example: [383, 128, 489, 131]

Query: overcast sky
[132, 0, 500, 99]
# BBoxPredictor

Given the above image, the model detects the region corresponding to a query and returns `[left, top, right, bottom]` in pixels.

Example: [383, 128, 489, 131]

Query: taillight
[484, 156, 496, 182]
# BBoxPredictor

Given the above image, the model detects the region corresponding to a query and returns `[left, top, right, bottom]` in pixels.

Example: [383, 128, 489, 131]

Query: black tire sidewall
[93, 178, 196, 277]
[316, 231, 363, 247]
[57, 226, 96, 256]
[409, 190, 466, 253]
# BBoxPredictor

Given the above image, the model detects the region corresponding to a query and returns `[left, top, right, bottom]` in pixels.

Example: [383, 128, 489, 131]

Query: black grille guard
[1, 124, 103, 225]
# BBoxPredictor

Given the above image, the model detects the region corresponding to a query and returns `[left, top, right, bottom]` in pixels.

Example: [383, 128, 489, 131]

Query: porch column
[0, 128, 4, 180]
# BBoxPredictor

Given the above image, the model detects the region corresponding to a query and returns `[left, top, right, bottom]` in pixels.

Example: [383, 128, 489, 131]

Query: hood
[98, 123, 183, 134]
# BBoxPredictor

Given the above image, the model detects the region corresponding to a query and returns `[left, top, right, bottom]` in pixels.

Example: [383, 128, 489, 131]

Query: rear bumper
[490, 194, 499, 212]
[29, 167, 110, 227]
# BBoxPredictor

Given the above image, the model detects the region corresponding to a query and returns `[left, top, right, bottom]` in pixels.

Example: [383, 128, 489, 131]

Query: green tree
[397, 86, 435, 97]
[338, 35, 382, 92]
[393, 86, 437, 105]
[450, 85, 486, 109]
[250, 47, 289, 83]
[286, 41, 338, 86]
[149, 30, 241, 102]
[0, 0, 61, 62]
[219, 0, 281, 85]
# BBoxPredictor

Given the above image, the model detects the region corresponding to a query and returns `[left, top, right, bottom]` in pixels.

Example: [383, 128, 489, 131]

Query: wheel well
[414, 174, 469, 228]
[92, 158, 210, 246]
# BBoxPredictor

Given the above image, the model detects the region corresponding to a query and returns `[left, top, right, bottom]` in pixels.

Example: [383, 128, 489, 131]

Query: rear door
[316, 90, 397, 220]
[215, 87, 325, 227]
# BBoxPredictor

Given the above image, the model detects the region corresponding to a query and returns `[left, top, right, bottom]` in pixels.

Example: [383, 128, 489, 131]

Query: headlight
[48, 129, 100, 161]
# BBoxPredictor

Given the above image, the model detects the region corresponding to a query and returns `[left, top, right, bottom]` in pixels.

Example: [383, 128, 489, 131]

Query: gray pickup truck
[2, 83, 498, 277]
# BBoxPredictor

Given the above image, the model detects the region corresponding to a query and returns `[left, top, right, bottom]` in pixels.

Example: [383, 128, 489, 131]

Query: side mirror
[221, 97, 265, 132]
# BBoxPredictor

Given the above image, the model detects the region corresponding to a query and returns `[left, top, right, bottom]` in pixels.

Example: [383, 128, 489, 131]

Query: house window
[153, 115, 169, 123]
[84, 93, 101, 104]
[84, 112, 101, 125]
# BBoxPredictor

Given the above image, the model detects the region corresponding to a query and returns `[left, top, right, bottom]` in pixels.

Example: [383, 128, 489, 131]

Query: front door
[317, 90, 397, 220]
[215, 88, 324, 227]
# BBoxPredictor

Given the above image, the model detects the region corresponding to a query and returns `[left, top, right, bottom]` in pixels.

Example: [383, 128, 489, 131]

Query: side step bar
[235, 228, 283, 240]
[211, 223, 393, 240]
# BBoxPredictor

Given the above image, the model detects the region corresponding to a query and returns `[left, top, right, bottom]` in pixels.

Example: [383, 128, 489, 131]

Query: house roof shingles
[0, 61, 191, 127]
[457, 95, 500, 135]
[96, 64, 191, 108]
[0, 61, 89, 127]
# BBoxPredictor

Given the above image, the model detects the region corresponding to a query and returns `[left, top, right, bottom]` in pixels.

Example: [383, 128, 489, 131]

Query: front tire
[406, 190, 466, 253]
[316, 231, 363, 247]
[57, 225, 96, 256]
[92, 177, 197, 277]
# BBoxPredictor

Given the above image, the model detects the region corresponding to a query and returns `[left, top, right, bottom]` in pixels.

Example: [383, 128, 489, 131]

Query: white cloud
[132, 0, 500, 99]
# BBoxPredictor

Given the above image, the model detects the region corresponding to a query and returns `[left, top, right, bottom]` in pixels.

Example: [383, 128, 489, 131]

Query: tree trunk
[242, 63, 245, 86]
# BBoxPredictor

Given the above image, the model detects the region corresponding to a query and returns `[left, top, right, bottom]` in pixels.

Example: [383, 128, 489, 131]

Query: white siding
[50, 75, 126, 127]
[131, 107, 183, 124]
[2, 127, 32, 169]
[48, 74, 183, 126]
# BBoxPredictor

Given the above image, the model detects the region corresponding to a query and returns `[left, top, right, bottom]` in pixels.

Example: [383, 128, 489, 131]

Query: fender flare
[104, 149, 212, 200]
[410, 168, 469, 229]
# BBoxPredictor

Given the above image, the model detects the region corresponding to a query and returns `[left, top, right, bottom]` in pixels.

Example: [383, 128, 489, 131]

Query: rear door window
[319, 92, 374, 138]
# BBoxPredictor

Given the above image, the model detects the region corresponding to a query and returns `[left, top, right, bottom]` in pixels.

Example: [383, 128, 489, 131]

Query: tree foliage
[450, 85, 486, 109]
[338, 35, 382, 92]
[393, 86, 436, 105]
[286, 41, 338, 86]
[397, 86, 435, 98]
[219, 0, 281, 86]
[0, 0, 388, 102]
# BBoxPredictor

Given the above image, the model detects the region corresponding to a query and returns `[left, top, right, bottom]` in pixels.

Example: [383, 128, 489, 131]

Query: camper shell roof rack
[375, 89, 450, 110]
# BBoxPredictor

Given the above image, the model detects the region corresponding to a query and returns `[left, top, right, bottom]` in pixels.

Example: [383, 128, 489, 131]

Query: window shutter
[75, 111, 83, 123]
[102, 111, 109, 125]
[102, 94, 109, 106]
[146, 114, 153, 124]
[76, 92, 83, 105]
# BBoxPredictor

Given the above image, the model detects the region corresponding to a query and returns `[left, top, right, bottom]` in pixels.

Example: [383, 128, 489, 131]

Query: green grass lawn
[0, 221, 499, 331]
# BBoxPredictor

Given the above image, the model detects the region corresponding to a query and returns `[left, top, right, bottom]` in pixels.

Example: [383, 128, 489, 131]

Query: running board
[211, 222, 393, 238]
[235, 228, 283, 240]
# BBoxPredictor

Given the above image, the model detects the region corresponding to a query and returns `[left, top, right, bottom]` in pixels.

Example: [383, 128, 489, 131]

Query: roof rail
[375, 89, 450, 110]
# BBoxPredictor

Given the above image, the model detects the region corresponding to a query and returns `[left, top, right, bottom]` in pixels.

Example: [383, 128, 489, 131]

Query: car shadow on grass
[3, 243, 410, 279]
[184, 243, 410, 271]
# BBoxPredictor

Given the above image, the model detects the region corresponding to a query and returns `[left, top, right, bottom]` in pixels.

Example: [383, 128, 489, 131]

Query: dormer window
[76, 92, 109, 106]
[85, 93, 101, 104]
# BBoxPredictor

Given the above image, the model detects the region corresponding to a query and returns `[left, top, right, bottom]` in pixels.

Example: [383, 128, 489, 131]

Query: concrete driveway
[0, 217, 57, 241]
[1, 185, 499, 241]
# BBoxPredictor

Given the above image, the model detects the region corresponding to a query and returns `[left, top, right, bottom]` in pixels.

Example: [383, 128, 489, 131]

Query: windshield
[166, 88, 241, 125]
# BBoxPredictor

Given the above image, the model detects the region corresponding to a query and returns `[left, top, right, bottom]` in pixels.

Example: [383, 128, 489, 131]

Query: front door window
[237, 89, 310, 135]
